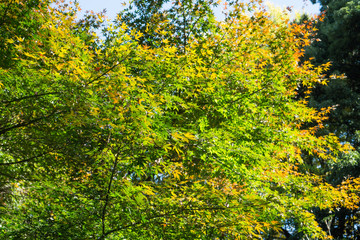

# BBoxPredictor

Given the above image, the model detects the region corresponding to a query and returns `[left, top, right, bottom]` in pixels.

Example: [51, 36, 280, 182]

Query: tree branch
[2, 91, 60, 105]
[0, 110, 63, 136]
[0, 152, 48, 166]
[100, 145, 119, 239]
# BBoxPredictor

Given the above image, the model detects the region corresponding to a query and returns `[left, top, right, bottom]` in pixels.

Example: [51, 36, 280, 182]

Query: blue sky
[270, 0, 320, 14]
[76, 0, 321, 20]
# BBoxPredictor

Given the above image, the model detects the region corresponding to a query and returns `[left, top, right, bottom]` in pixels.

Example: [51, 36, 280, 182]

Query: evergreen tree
[305, 0, 360, 238]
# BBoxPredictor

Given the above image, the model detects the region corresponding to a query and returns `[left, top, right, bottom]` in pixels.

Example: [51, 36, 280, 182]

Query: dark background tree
[303, 0, 360, 238]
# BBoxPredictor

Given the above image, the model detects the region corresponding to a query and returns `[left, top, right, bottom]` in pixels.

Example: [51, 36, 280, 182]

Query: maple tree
[1, 0, 359, 239]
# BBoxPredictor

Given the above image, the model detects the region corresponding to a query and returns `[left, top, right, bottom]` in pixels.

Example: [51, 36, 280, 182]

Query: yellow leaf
[184, 132, 196, 140]
[172, 132, 181, 140]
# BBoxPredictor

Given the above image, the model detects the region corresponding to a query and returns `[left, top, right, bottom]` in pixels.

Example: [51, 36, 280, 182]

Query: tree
[299, 0, 360, 238]
[0, 0, 357, 239]
[309, 0, 360, 89]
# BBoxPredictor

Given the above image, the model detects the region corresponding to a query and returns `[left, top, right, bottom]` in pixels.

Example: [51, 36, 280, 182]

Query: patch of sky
[74, 0, 321, 22]
[70, 0, 321, 40]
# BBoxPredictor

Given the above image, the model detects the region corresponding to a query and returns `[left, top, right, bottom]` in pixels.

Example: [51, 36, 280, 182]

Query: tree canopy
[300, 0, 360, 238]
[0, 0, 359, 239]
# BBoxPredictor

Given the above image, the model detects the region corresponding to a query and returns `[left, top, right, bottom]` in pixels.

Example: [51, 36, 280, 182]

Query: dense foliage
[303, 0, 360, 238]
[0, 0, 358, 239]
